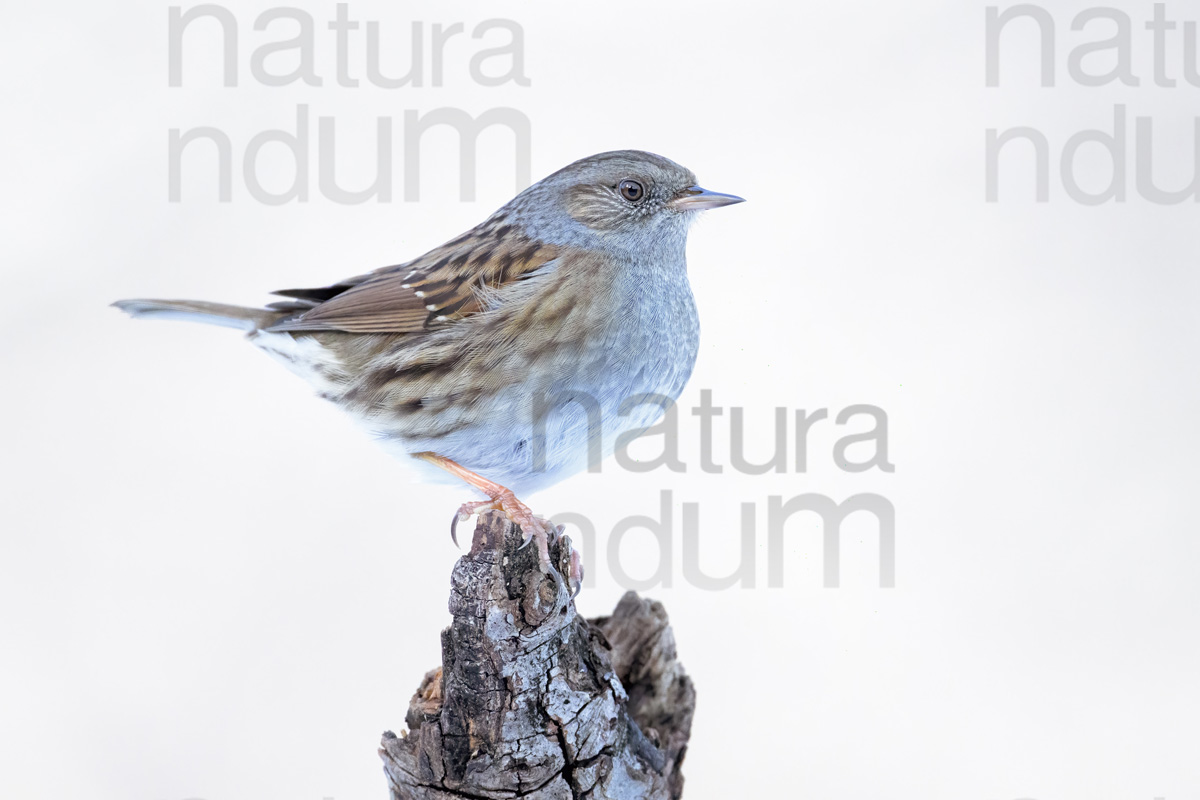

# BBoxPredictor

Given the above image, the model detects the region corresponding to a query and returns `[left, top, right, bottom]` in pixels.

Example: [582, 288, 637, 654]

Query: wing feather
[267, 215, 561, 334]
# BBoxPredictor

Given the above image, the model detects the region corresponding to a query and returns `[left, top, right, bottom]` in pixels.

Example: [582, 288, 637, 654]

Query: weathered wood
[380, 511, 694, 800]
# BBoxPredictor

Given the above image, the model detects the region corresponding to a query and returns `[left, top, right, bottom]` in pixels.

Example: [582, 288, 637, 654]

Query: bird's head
[511, 150, 743, 255]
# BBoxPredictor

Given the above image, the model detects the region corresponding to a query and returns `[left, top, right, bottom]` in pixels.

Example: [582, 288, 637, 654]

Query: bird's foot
[414, 452, 578, 591]
[561, 530, 585, 599]
[452, 489, 554, 572]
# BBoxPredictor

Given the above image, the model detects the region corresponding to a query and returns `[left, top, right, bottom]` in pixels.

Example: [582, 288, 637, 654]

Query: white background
[3, 1, 1198, 799]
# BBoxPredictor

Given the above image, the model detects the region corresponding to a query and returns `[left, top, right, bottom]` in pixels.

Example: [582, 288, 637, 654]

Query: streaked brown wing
[267, 216, 561, 333]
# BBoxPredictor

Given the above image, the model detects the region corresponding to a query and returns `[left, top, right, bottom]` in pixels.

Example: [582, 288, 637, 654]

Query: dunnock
[114, 150, 743, 581]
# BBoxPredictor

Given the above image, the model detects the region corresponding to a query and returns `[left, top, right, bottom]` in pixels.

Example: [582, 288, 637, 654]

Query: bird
[114, 150, 743, 588]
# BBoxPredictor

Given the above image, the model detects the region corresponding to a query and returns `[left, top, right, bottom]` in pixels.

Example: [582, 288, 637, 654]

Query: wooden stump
[379, 511, 694, 799]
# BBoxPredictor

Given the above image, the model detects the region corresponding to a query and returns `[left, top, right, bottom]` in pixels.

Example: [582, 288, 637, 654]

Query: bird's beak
[670, 185, 745, 211]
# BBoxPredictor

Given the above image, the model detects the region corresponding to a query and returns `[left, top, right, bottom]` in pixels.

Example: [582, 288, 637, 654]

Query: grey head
[502, 150, 744, 256]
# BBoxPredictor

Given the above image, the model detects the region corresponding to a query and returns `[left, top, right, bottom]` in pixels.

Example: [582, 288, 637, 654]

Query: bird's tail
[111, 299, 284, 332]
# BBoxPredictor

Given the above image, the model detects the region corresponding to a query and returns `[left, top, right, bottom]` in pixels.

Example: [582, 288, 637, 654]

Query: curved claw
[450, 510, 462, 548]
[569, 548, 584, 599]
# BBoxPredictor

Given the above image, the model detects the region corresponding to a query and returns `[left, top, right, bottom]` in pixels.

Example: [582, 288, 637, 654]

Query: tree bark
[379, 511, 694, 799]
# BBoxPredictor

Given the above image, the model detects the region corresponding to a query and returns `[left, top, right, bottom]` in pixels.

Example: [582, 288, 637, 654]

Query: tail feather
[111, 299, 284, 332]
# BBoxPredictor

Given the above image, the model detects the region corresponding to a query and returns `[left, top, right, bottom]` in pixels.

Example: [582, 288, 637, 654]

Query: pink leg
[414, 452, 554, 570]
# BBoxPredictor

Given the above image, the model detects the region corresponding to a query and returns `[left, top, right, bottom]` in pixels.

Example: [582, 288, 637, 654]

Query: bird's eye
[618, 179, 645, 202]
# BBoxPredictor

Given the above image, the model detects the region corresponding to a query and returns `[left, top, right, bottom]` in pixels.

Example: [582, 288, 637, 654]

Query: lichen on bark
[379, 511, 694, 800]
